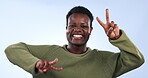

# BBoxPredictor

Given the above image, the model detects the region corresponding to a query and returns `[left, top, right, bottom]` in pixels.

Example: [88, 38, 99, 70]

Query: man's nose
[74, 26, 82, 32]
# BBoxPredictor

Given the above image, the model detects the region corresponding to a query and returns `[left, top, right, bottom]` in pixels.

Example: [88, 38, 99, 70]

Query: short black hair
[66, 6, 94, 27]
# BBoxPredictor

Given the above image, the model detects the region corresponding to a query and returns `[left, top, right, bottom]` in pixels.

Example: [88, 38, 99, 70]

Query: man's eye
[69, 25, 76, 28]
[81, 26, 88, 28]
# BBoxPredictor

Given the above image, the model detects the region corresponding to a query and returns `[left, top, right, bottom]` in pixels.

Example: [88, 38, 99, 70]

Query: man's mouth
[72, 34, 83, 39]
[73, 35, 83, 38]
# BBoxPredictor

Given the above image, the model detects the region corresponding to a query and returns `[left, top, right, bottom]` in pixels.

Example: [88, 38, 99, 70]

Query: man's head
[66, 6, 94, 46]
[66, 6, 94, 27]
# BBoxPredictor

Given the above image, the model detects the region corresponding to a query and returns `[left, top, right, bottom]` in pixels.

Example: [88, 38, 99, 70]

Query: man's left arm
[96, 9, 144, 77]
[109, 30, 144, 77]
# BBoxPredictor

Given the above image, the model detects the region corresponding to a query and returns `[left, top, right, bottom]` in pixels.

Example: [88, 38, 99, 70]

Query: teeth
[73, 35, 82, 37]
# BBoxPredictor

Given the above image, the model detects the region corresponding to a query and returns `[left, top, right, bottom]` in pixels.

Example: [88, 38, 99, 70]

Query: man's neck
[67, 44, 87, 54]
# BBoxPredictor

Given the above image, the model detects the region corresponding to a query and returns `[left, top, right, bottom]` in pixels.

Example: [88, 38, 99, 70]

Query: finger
[36, 60, 45, 73]
[43, 61, 49, 69]
[36, 60, 45, 69]
[106, 9, 110, 23]
[96, 17, 105, 28]
[49, 58, 59, 65]
[39, 69, 44, 74]
[50, 65, 63, 71]
[43, 68, 48, 73]
[110, 21, 114, 28]
[36, 61, 41, 69]
[114, 24, 120, 39]
[106, 27, 113, 36]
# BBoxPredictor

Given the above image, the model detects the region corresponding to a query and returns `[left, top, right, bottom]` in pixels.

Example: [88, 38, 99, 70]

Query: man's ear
[66, 26, 69, 32]
[89, 27, 93, 34]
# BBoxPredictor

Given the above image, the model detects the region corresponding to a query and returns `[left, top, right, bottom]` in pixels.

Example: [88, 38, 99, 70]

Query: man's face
[66, 13, 93, 46]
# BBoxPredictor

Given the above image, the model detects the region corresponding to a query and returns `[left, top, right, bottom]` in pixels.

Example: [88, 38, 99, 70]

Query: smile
[73, 35, 83, 38]
[72, 34, 84, 40]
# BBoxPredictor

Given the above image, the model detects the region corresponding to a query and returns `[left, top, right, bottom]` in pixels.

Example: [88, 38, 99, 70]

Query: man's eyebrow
[69, 22, 76, 24]
[81, 23, 88, 25]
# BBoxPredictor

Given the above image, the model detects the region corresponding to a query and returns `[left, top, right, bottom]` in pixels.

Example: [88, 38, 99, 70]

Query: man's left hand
[96, 9, 120, 40]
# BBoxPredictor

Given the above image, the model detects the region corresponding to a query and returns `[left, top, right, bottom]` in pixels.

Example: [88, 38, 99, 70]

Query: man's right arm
[5, 42, 40, 75]
[5, 42, 63, 75]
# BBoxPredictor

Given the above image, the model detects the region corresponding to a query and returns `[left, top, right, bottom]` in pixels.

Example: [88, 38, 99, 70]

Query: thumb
[96, 17, 105, 28]
[36, 61, 41, 69]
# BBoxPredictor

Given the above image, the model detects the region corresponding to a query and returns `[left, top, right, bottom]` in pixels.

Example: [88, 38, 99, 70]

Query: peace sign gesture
[96, 9, 120, 40]
[36, 58, 63, 74]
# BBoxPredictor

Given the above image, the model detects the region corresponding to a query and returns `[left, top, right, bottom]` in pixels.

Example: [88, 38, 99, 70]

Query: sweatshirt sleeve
[5, 42, 40, 75]
[109, 30, 145, 77]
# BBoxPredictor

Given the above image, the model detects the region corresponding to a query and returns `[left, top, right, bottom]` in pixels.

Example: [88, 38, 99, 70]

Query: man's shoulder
[91, 49, 120, 62]
[17, 42, 62, 50]
[92, 49, 118, 56]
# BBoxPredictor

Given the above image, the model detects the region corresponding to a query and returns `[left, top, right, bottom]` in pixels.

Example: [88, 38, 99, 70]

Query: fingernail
[43, 69, 47, 72]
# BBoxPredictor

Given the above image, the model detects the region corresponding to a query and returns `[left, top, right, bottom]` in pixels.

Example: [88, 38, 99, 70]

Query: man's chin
[69, 42, 86, 46]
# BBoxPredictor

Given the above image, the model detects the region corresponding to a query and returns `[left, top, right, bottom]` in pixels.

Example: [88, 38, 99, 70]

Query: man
[5, 6, 144, 78]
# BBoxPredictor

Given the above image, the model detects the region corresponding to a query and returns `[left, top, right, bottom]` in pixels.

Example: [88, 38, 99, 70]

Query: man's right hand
[36, 58, 63, 74]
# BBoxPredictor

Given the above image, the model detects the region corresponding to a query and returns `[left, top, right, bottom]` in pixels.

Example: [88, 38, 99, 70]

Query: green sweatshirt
[5, 30, 144, 78]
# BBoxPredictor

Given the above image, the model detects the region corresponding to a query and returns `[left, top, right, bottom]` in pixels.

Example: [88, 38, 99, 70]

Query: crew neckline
[62, 45, 92, 57]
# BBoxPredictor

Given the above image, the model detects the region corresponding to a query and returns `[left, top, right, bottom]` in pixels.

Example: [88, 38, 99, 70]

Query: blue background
[0, 0, 147, 78]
